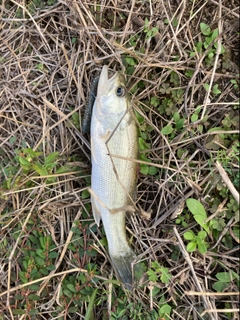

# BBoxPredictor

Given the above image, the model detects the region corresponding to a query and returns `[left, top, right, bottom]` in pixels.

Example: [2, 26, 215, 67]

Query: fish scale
[90, 65, 138, 289]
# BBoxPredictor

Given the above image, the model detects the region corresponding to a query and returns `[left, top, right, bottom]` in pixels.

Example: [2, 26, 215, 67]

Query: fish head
[95, 65, 130, 117]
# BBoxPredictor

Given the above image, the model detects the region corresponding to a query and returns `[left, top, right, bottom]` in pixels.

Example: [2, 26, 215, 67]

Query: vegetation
[0, 0, 239, 319]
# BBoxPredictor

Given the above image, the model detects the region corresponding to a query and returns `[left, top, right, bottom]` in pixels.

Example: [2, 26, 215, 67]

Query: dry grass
[0, 0, 239, 319]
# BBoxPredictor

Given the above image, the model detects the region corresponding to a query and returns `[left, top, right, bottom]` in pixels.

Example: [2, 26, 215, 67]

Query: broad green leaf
[48, 251, 58, 259]
[186, 198, 209, 233]
[32, 163, 48, 176]
[67, 283, 77, 293]
[29, 284, 40, 291]
[191, 114, 198, 122]
[183, 231, 195, 240]
[44, 152, 59, 165]
[176, 118, 185, 129]
[173, 112, 180, 122]
[63, 289, 72, 298]
[212, 84, 221, 95]
[148, 166, 158, 176]
[211, 28, 218, 41]
[161, 125, 173, 135]
[212, 281, 228, 292]
[140, 164, 149, 175]
[18, 156, 31, 170]
[216, 272, 237, 283]
[138, 137, 150, 151]
[28, 294, 41, 301]
[160, 267, 171, 284]
[186, 241, 196, 252]
[36, 249, 45, 259]
[197, 242, 207, 254]
[203, 83, 210, 91]
[35, 257, 45, 266]
[152, 286, 160, 297]
[81, 189, 90, 199]
[200, 22, 211, 36]
[159, 304, 172, 317]
[198, 230, 207, 239]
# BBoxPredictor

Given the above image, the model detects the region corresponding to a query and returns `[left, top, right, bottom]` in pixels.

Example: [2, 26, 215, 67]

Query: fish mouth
[99, 65, 125, 90]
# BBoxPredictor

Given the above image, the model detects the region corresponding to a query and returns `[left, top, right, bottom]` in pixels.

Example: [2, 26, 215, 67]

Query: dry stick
[186, 291, 240, 296]
[209, 0, 240, 18]
[215, 161, 239, 204]
[173, 227, 217, 320]
[10, 0, 50, 51]
[120, 0, 136, 46]
[201, 308, 240, 317]
[0, 268, 107, 299]
[201, 0, 223, 120]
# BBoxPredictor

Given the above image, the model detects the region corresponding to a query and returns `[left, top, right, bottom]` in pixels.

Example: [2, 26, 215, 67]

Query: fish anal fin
[91, 196, 101, 226]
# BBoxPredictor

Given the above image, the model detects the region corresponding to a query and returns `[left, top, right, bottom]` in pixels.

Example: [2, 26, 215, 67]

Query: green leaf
[36, 249, 45, 259]
[48, 251, 58, 259]
[203, 83, 210, 91]
[138, 137, 150, 151]
[148, 166, 158, 176]
[18, 156, 31, 170]
[44, 152, 59, 165]
[175, 118, 185, 129]
[200, 22, 211, 36]
[191, 114, 198, 122]
[186, 241, 196, 252]
[186, 198, 209, 233]
[159, 304, 172, 317]
[82, 189, 90, 199]
[12, 309, 26, 315]
[67, 283, 77, 293]
[161, 125, 173, 135]
[197, 242, 207, 254]
[140, 164, 149, 175]
[28, 294, 41, 301]
[35, 257, 45, 266]
[32, 163, 48, 176]
[198, 230, 207, 239]
[125, 57, 137, 66]
[173, 112, 180, 122]
[160, 267, 171, 284]
[63, 288, 72, 298]
[147, 269, 158, 282]
[211, 28, 218, 41]
[29, 284, 40, 291]
[216, 272, 237, 283]
[212, 84, 221, 95]
[184, 231, 195, 240]
[212, 281, 228, 292]
[152, 286, 160, 297]
[84, 288, 98, 320]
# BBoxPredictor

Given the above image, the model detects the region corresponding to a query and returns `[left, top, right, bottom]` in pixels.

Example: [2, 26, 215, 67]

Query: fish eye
[116, 86, 125, 97]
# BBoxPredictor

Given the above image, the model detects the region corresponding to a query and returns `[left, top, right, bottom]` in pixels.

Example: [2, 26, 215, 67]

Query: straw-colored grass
[0, 0, 239, 319]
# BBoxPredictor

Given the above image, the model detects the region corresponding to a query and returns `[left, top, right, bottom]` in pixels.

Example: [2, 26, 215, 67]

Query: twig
[215, 161, 239, 204]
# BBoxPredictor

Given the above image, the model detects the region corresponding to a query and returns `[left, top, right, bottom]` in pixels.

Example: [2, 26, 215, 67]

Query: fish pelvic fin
[110, 250, 138, 290]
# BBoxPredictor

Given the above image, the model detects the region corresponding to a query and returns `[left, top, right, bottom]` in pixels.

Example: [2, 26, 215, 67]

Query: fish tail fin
[110, 250, 138, 290]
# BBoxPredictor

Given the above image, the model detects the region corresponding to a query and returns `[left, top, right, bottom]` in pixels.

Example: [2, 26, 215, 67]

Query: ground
[0, 1, 239, 320]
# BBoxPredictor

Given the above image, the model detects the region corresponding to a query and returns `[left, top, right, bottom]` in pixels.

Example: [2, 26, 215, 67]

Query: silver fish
[90, 65, 138, 289]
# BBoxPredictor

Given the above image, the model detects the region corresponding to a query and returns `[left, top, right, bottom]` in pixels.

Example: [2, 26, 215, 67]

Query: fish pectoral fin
[91, 196, 101, 226]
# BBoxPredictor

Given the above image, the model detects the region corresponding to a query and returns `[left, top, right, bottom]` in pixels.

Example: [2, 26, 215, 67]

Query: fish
[90, 65, 138, 290]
